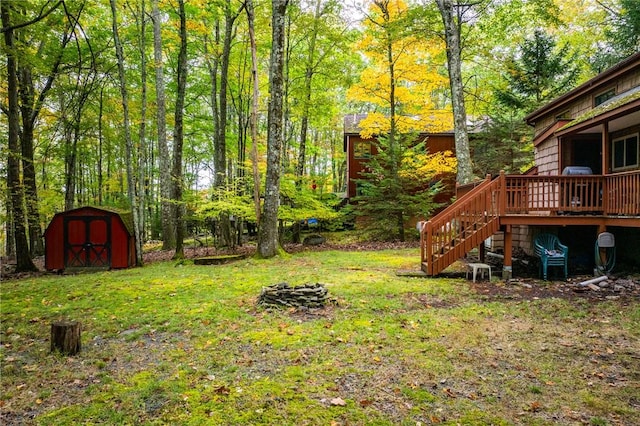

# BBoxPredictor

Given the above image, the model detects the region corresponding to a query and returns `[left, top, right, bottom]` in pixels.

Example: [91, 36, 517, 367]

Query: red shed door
[64, 216, 111, 269]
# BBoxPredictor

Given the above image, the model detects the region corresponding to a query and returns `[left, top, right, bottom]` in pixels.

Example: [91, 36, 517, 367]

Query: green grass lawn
[2, 248, 639, 425]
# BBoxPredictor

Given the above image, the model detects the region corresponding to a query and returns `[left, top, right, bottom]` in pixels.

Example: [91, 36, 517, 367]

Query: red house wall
[346, 133, 456, 201]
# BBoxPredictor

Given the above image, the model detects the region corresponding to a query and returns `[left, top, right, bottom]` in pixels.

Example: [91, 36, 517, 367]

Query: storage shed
[44, 206, 136, 271]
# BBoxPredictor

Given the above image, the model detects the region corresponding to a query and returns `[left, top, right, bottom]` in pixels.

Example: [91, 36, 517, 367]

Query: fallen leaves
[526, 401, 542, 412]
[358, 399, 373, 407]
[330, 397, 346, 406]
[214, 385, 230, 396]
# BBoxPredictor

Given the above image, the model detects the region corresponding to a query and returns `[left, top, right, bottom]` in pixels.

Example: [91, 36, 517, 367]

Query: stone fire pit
[258, 282, 329, 308]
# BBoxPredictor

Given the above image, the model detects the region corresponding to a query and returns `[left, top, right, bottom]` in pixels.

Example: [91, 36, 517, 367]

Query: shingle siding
[534, 137, 559, 174]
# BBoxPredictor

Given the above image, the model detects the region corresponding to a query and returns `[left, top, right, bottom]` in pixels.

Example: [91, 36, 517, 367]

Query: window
[353, 140, 371, 159]
[612, 134, 639, 171]
[594, 88, 615, 106]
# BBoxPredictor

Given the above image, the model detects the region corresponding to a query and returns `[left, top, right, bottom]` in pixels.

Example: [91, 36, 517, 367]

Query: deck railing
[503, 171, 640, 215]
[503, 175, 605, 214]
[421, 170, 640, 275]
[604, 170, 640, 216]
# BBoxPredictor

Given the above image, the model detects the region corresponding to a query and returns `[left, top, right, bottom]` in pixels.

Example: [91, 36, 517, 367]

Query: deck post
[479, 241, 486, 263]
[602, 123, 609, 215]
[503, 225, 513, 280]
[602, 122, 609, 176]
[425, 221, 433, 275]
[499, 171, 506, 216]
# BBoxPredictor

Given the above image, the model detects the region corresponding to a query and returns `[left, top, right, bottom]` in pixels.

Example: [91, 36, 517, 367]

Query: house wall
[534, 137, 560, 174]
[345, 133, 456, 199]
[44, 215, 64, 270]
[346, 134, 377, 198]
[485, 225, 533, 255]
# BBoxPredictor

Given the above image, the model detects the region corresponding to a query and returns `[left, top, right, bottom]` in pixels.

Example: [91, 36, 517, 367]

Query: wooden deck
[421, 171, 640, 276]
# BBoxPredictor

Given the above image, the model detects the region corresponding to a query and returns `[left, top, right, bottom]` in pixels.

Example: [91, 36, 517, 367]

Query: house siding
[534, 137, 560, 175]
[533, 69, 640, 139]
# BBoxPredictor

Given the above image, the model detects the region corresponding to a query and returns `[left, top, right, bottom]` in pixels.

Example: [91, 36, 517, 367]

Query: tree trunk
[110, 0, 143, 266]
[152, 0, 175, 250]
[258, 0, 289, 258]
[213, 2, 243, 248]
[296, 0, 322, 180]
[63, 100, 78, 211]
[98, 87, 104, 205]
[4, 190, 15, 257]
[172, 0, 188, 259]
[436, 0, 473, 185]
[1, 2, 37, 272]
[246, 0, 262, 224]
[18, 69, 44, 256]
[135, 0, 148, 264]
[15, 2, 77, 255]
[215, 1, 240, 188]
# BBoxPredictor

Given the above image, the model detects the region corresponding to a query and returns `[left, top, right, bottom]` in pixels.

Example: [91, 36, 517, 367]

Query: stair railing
[421, 173, 504, 275]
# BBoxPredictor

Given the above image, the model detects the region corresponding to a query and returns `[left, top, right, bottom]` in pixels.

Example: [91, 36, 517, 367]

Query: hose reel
[595, 232, 615, 275]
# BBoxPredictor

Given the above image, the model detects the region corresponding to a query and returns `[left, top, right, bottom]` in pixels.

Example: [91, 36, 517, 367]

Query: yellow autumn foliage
[399, 149, 457, 182]
[348, 0, 453, 138]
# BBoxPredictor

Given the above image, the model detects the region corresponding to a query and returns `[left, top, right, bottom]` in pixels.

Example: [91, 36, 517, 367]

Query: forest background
[2, 0, 639, 270]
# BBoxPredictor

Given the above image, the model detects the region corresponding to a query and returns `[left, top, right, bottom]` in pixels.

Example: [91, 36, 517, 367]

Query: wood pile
[258, 282, 328, 308]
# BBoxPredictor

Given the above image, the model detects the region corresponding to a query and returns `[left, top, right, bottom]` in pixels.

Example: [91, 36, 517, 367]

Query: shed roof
[46, 206, 134, 236]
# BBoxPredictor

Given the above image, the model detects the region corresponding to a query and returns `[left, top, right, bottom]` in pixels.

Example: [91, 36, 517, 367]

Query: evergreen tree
[472, 110, 533, 176]
[474, 29, 579, 177]
[352, 134, 456, 241]
[592, 0, 640, 72]
[495, 29, 579, 111]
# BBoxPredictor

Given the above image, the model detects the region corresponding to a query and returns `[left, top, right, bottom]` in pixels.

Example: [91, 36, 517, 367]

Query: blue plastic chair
[534, 233, 568, 280]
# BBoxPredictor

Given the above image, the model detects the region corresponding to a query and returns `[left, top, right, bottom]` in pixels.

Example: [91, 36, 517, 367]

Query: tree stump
[50, 321, 81, 355]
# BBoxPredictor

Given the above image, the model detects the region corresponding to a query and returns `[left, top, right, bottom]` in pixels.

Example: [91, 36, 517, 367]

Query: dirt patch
[471, 275, 640, 303]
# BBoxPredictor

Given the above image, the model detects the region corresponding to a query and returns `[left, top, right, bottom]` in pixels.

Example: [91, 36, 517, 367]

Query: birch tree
[435, 0, 473, 184]
[109, 0, 143, 265]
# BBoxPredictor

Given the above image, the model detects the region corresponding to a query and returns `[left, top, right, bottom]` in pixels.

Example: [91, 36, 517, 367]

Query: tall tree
[152, 0, 175, 249]
[246, 0, 262, 224]
[295, 0, 322, 179]
[130, 0, 148, 247]
[593, 0, 640, 70]
[110, 0, 143, 266]
[215, 0, 244, 248]
[13, 1, 82, 256]
[258, 0, 289, 258]
[60, 63, 98, 211]
[172, 0, 188, 259]
[435, 0, 473, 185]
[495, 29, 579, 111]
[215, 1, 244, 187]
[349, 0, 452, 240]
[1, 0, 37, 271]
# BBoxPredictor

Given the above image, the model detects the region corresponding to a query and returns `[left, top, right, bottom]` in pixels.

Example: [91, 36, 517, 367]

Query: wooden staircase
[421, 174, 502, 275]
[420, 170, 640, 275]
